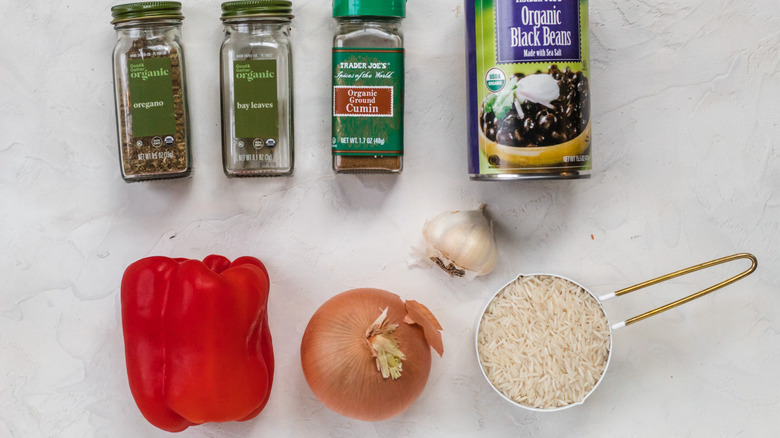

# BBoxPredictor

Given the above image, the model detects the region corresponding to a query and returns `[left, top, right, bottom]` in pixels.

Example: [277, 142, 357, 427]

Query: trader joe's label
[332, 48, 404, 156]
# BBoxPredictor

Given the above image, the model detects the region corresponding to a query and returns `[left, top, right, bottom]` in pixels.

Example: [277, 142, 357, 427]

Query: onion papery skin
[300, 288, 433, 422]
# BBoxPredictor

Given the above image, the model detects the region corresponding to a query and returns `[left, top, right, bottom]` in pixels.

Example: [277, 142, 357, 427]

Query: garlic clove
[421, 205, 498, 279]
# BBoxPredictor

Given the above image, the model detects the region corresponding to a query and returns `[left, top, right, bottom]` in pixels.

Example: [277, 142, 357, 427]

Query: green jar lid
[111, 2, 183, 24]
[221, 0, 293, 20]
[333, 0, 405, 18]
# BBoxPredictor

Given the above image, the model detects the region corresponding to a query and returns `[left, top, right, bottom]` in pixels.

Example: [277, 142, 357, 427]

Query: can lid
[221, 0, 293, 20]
[333, 0, 405, 18]
[111, 2, 183, 24]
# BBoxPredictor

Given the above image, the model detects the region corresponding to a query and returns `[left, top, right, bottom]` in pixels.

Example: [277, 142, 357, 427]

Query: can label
[495, 0, 581, 63]
[466, 0, 591, 178]
[332, 48, 404, 157]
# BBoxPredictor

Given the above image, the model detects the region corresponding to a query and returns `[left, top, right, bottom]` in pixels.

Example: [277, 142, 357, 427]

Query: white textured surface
[1, 0, 779, 436]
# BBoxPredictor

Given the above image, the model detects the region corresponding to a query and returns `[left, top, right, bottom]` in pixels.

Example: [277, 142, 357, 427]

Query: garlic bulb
[421, 204, 498, 279]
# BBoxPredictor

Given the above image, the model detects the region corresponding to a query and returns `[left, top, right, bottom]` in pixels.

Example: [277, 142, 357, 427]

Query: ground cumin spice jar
[220, 0, 295, 177]
[111, 2, 192, 182]
[331, 0, 405, 174]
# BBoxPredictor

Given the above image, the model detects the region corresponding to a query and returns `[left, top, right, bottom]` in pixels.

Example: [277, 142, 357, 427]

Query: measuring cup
[476, 253, 758, 412]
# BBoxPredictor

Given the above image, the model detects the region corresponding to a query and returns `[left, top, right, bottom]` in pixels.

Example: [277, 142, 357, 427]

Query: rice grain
[477, 275, 610, 409]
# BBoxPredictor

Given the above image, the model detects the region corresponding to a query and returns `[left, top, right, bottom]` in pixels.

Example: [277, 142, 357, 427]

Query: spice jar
[220, 1, 295, 177]
[331, 0, 405, 174]
[111, 2, 192, 182]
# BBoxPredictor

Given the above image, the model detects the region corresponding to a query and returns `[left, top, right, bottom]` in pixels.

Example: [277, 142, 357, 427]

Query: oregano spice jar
[331, 0, 405, 174]
[220, 0, 295, 177]
[111, 2, 192, 182]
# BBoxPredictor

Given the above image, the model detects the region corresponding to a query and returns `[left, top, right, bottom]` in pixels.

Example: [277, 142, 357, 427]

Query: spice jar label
[128, 57, 176, 138]
[332, 48, 404, 156]
[334, 86, 393, 117]
[233, 60, 279, 141]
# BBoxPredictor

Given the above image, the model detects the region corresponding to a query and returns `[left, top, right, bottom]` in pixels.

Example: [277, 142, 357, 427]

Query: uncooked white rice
[477, 274, 610, 409]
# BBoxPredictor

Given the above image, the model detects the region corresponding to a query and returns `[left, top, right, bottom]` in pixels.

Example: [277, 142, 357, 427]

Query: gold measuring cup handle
[600, 253, 758, 329]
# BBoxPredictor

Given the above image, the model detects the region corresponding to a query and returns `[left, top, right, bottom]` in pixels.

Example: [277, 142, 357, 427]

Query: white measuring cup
[476, 253, 758, 412]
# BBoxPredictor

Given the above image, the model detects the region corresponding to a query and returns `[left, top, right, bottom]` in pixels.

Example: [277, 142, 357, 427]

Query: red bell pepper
[121, 255, 274, 432]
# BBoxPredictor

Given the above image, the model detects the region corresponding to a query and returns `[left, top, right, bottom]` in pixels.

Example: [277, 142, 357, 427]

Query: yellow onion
[300, 288, 444, 421]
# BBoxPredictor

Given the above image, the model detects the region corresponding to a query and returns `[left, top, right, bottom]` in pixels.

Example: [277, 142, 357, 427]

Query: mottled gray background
[1, 0, 778, 436]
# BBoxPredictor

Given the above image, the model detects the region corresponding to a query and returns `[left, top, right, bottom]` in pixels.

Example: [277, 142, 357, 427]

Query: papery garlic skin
[422, 205, 498, 279]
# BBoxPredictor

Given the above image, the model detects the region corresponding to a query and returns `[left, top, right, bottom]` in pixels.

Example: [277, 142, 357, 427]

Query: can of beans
[465, 0, 591, 180]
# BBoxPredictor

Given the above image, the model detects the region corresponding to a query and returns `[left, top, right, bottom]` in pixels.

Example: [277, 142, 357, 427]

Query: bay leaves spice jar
[331, 0, 405, 174]
[111, 1, 192, 182]
[220, 0, 295, 177]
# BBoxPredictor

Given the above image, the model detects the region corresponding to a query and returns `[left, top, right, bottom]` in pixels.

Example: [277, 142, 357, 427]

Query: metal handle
[605, 253, 757, 329]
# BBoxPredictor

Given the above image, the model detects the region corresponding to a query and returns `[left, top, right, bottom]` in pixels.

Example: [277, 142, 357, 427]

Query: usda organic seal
[485, 68, 506, 93]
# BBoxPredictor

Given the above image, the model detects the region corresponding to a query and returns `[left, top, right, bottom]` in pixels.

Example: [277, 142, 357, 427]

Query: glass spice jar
[111, 2, 192, 182]
[220, 0, 295, 177]
[331, 0, 405, 174]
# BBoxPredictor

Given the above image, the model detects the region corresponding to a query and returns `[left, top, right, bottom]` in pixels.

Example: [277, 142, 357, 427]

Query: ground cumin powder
[333, 155, 403, 172]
